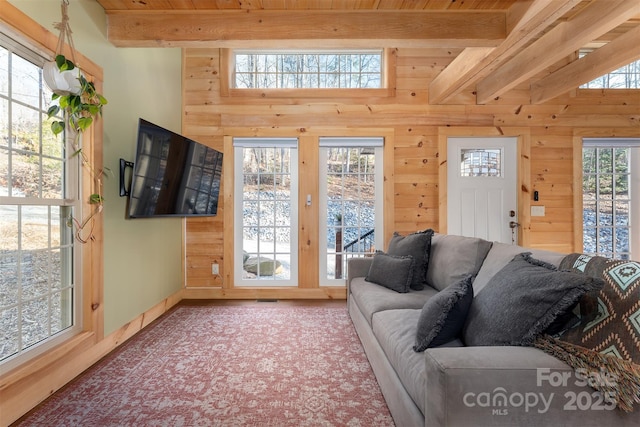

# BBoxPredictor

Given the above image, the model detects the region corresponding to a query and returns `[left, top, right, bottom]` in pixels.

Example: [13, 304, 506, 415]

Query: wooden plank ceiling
[96, 0, 640, 104]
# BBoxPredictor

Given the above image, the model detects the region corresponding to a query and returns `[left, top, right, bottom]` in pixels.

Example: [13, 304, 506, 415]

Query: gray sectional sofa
[347, 233, 640, 427]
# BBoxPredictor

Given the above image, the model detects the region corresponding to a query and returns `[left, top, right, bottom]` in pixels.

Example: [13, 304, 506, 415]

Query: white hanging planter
[43, 60, 82, 96]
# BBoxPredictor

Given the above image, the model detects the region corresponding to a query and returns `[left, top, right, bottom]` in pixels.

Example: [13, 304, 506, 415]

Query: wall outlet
[211, 263, 220, 275]
[531, 205, 545, 217]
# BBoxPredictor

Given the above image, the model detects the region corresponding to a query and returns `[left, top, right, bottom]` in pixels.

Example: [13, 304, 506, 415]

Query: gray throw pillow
[472, 242, 565, 295]
[462, 253, 604, 347]
[414, 275, 474, 352]
[426, 234, 493, 291]
[365, 251, 414, 293]
[387, 229, 434, 290]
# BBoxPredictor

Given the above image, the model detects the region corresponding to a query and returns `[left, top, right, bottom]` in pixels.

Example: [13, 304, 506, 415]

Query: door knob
[509, 221, 520, 229]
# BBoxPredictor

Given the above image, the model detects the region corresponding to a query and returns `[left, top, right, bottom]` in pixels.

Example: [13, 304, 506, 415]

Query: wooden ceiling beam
[428, 0, 582, 105]
[530, 25, 640, 104]
[476, 0, 640, 104]
[103, 10, 506, 48]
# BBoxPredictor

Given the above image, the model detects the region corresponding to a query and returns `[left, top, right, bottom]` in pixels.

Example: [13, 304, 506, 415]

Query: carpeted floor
[15, 303, 394, 426]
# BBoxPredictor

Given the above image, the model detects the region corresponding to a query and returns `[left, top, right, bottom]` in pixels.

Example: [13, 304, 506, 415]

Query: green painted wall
[9, 0, 184, 335]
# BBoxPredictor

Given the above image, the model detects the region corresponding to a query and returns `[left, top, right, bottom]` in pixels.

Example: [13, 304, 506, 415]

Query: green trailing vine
[46, 54, 108, 243]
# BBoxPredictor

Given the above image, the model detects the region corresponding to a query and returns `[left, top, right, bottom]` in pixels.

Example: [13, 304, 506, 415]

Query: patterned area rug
[16, 304, 394, 426]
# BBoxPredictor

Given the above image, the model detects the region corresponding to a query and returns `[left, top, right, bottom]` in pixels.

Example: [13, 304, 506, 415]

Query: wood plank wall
[182, 47, 639, 297]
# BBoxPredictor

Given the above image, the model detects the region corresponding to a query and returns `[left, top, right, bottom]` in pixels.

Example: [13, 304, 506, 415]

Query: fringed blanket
[535, 335, 640, 412]
[536, 254, 640, 412]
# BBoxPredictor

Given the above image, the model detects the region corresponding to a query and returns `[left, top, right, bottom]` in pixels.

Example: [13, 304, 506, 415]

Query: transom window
[579, 51, 640, 89]
[0, 33, 79, 368]
[233, 50, 383, 89]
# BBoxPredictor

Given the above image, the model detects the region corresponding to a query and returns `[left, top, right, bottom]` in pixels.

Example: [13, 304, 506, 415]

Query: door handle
[509, 221, 520, 229]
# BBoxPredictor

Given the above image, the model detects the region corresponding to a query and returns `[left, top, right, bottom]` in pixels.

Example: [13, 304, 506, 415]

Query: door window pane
[234, 141, 298, 286]
[460, 149, 502, 177]
[320, 140, 383, 285]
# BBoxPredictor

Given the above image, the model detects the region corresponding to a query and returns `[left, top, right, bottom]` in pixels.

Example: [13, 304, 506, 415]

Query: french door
[319, 137, 384, 286]
[233, 138, 298, 286]
[582, 138, 640, 260]
[232, 136, 384, 288]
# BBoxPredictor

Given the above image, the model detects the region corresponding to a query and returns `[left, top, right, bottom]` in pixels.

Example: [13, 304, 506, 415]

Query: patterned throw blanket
[533, 254, 640, 412]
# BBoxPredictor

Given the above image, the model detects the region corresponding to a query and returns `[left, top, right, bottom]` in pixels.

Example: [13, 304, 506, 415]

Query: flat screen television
[127, 118, 223, 218]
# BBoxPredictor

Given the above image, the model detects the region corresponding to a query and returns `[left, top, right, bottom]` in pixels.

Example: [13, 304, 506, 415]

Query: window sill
[227, 87, 395, 99]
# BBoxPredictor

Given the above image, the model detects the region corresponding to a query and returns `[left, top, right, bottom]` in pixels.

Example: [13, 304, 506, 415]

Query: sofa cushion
[387, 229, 434, 290]
[426, 234, 492, 291]
[350, 278, 438, 325]
[414, 275, 474, 352]
[463, 253, 604, 346]
[372, 309, 463, 415]
[473, 242, 566, 295]
[365, 251, 414, 293]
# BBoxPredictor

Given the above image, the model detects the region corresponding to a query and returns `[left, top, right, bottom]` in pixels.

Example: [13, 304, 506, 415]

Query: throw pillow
[365, 251, 414, 293]
[463, 253, 604, 347]
[558, 253, 640, 364]
[472, 242, 566, 295]
[426, 234, 493, 291]
[413, 275, 474, 352]
[387, 229, 434, 291]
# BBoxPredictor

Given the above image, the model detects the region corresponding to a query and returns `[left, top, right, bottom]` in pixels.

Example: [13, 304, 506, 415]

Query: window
[583, 139, 640, 259]
[579, 52, 640, 89]
[233, 138, 298, 286]
[233, 50, 383, 89]
[0, 33, 79, 368]
[319, 138, 384, 285]
[460, 149, 501, 177]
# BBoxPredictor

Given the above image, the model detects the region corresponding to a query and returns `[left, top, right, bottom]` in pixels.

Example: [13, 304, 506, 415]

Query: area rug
[15, 304, 394, 426]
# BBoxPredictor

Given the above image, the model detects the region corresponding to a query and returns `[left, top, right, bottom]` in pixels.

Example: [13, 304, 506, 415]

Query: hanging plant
[47, 54, 108, 136]
[44, 0, 109, 243]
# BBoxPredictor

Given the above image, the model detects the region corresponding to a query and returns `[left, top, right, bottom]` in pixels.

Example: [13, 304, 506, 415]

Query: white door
[447, 137, 518, 244]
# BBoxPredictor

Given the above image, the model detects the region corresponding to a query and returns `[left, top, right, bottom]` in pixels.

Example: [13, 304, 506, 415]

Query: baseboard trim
[182, 287, 347, 300]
